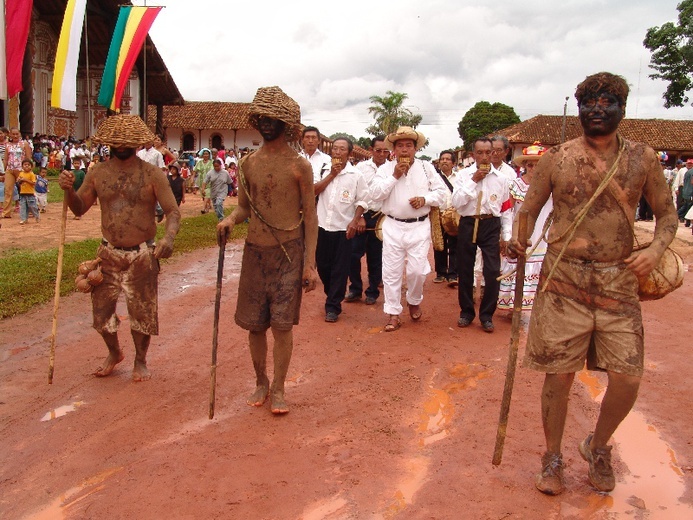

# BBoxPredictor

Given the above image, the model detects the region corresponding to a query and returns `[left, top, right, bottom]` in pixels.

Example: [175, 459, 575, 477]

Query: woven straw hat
[93, 115, 155, 148]
[248, 86, 301, 138]
[514, 142, 546, 167]
[385, 126, 426, 150]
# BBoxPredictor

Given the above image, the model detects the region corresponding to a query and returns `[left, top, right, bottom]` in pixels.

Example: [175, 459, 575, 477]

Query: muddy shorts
[235, 238, 304, 332]
[92, 242, 159, 336]
[523, 249, 644, 377]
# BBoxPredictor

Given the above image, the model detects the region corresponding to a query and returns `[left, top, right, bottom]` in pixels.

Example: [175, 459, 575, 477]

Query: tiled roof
[497, 115, 693, 152]
[147, 102, 253, 130]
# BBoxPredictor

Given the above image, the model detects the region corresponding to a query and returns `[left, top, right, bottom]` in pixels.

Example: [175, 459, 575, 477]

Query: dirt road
[1, 200, 692, 519]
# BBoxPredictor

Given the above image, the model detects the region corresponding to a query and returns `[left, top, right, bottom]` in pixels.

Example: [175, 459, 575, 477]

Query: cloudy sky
[137, 0, 690, 156]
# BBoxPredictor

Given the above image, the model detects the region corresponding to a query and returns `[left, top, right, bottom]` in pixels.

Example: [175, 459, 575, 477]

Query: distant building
[495, 115, 693, 165]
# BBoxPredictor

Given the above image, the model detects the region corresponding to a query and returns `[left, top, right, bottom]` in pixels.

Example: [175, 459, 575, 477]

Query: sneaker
[447, 277, 458, 288]
[579, 434, 615, 492]
[325, 312, 339, 323]
[344, 292, 361, 303]
[433, 275, 446, 283]
[535, 452, 565, 495]
[457, 316, 472, 328]
[364, 296, 377, 305]
[19, 220, 26, 225]
[481, 320, 494, 333]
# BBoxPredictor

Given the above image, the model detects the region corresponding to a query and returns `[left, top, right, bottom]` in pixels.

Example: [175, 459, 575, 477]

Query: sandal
[408, 304, 422, 321]
[384, 315, 401, 332]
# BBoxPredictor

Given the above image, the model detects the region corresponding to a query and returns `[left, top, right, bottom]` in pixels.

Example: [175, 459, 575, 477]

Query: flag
[4, 0, 33, 99]
[0, 0, 7, 99]
[97, 6, 162, 112]
[51, 0, 87, 111]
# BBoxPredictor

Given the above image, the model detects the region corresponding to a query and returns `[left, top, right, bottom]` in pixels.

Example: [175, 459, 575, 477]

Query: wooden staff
[472, 191, 483, 243]
[492, 210, 528, 465]
[48, 198, 69, 384]
[209, 234, 227, 419]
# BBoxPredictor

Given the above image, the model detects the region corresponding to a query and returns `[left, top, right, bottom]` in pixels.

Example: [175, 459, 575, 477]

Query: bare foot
[247, 385, 269, 407]
[270, 390, 289, 415]
[132, 360, 152, 382]
[93, 350, 125, 377]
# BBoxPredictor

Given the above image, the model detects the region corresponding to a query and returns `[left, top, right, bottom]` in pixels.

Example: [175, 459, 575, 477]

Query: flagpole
[84, 6, 92, 137]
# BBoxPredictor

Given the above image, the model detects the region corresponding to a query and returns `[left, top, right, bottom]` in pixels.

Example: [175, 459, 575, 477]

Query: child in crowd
[35, 167, 49, 212]
[16, 159, 40, 224]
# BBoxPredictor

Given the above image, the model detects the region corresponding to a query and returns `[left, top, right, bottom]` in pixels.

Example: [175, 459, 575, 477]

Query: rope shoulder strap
[237, 154, 304, 262]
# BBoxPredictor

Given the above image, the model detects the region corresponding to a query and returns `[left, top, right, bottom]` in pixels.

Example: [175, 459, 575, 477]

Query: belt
[462, 214, 495, 220]
[102, 239, 155, 251]
[387, 214, 428, 223]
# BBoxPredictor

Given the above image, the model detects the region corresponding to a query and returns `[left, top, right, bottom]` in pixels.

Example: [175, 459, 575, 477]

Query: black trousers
[457, 216, 501, 322]
[316, 228, 352, 315]
[347, 210, 383, 299]
[434, 232, 457, 279]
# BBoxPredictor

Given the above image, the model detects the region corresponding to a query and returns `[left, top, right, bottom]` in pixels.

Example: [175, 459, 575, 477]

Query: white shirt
[493, 161, 517, 183]
[370, 159, 447, 220]
[437, 170, 457, 210]
[452, 164, 513, 241]
[137, 147, 165, 168]
[356, 158, 387, 212]
[316, 162, 369, 232]
[301, 149, 331, 181]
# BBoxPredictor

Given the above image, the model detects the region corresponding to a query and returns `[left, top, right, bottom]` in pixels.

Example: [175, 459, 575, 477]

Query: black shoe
[447, 277, 458, 288]
[364, 296, 377, 305]
[481, 320, 494, 333]
[344, 292, 361, 303]
[457, 316, 472, 328]
[156, 213, 164, 223]
[325, 312, 338, 323]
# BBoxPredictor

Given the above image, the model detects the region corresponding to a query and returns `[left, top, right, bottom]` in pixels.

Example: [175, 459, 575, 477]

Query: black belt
[387, 214, 428, 223]
[462, 214, 496, 220]
[101, 239, 154, 251]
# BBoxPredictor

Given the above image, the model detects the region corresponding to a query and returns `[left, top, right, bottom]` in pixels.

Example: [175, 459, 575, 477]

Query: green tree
[457, 101, 520, 150]
[329, 132, 358, 142]
[366, 91, 423, 136]
[644, 0, 693, 108]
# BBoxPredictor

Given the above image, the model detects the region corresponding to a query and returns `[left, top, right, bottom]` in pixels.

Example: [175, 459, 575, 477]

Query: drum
[440, 207, 461, 236]
[374, 214, 386, 241]
[635, 245, 684, 301]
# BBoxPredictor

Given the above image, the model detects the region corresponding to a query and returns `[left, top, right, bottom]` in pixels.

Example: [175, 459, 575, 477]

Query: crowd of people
[5, 71, 684, 499]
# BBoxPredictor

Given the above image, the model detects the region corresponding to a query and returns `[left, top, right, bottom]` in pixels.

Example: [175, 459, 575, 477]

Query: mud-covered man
[217, 86, 318, 415]
[58, 115, 181, 382]
[507, 72, 677, 495]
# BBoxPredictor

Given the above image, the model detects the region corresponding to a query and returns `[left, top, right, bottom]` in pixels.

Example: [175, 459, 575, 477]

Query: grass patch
[0, 210, 247, 320]
[47, 180, 64, 204]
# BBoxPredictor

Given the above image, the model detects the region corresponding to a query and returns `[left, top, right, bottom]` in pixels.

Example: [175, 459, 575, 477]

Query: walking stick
[472, 191, 483, 243]
[209, 234, 227, 419]
[492, 210, 528, 465]
[48, 198, 69, 384]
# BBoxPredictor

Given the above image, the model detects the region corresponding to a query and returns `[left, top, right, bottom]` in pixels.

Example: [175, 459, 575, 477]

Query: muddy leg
[94, 331, 125, 377]
[541, 372, 575, 453]
[269, 327, 293, 414]
[131, 330, 152, 382]
[590, 371, 640, 449]
[247, 331, 270, 406]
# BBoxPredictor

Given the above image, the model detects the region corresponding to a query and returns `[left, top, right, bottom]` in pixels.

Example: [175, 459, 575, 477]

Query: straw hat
[514, 142, 546, 167]
[248, 86, 301, 138]
[385, 126, 426, 151]
[93, 114, 155, 148]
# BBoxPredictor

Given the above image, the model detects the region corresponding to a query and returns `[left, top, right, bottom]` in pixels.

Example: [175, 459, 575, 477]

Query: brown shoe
[579, 434, 615, 492]
[535, 451, 565, 495]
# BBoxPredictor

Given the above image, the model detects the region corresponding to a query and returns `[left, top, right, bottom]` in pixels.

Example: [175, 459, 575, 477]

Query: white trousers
[381, 217, 431, 315]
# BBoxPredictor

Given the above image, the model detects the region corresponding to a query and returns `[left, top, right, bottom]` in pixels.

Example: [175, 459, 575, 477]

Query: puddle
[576, 369, 691, 518]
[40, 401, 85, 422]
[417, 388, 453, 447]
[24, 467, 122, 520]
[384, 457, 429, 518]
[302, 495, 349, 520]
[1, 345, 30, 362]
[368, 326, 383, 334]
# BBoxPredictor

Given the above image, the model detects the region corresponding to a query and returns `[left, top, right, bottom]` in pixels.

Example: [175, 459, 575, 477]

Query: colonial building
[496, 115, 693, 165]
[2, 0, 182, 138]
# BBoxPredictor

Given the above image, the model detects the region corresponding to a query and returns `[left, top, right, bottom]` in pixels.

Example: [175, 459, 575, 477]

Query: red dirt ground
[1, 197, 692, 519]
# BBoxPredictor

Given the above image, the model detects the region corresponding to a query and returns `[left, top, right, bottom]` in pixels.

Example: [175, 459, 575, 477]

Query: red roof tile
[497, 115, 693, 152]
[147, 102, 253, 130]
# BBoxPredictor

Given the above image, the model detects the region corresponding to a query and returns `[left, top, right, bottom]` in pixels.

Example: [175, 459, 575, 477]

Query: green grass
[47, 180, 64, 204]
[0, 210, 247, 320]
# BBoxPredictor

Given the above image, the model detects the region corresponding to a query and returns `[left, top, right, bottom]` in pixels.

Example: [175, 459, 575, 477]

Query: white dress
[498, 177, 553, 311]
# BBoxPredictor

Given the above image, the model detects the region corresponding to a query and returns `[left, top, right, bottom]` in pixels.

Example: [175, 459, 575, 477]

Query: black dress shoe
[457, 316, 472, 328]
[325, 312, 338, 323]
[481, 320, 494, 333]
[344, 292, 361, 302]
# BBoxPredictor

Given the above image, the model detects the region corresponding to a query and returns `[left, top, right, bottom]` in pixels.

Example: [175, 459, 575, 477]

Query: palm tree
[366, 91, 423, 136]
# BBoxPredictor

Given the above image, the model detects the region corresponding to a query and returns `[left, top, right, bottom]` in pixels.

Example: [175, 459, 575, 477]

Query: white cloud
[141, 0, 691, 156]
